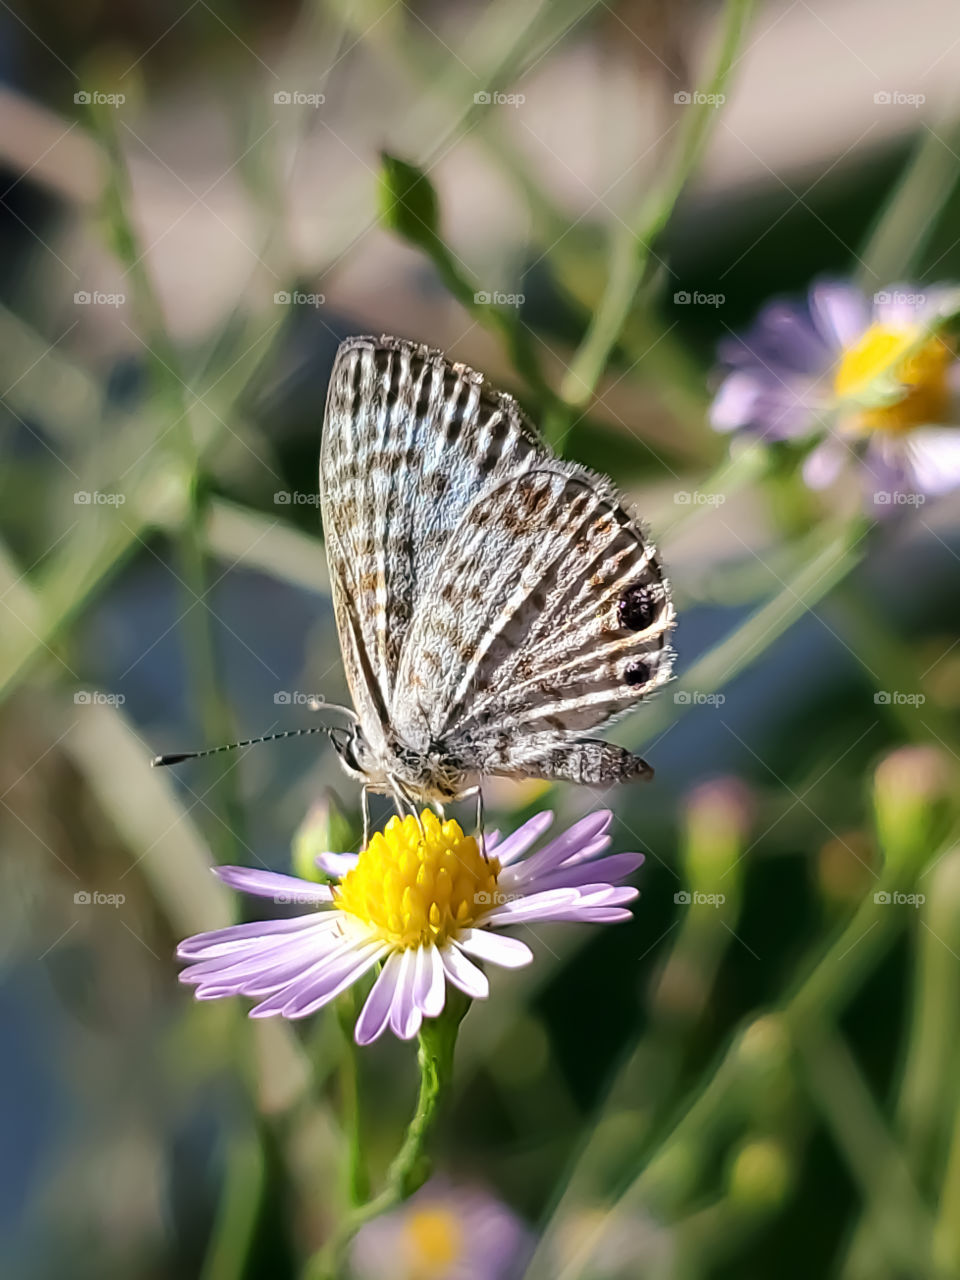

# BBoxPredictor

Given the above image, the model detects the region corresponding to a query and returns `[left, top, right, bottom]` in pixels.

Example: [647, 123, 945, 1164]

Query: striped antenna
[151, 701, 357, 767]
[151, 725, 342, 768]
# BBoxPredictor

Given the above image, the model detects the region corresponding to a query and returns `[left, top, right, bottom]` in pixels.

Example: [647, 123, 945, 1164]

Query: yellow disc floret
[335, 811, 500, 949]
[834, 322, 952, 434]
[403, 1206, 464, 1275]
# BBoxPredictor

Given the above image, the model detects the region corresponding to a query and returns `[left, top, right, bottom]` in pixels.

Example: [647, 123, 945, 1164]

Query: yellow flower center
[403, 1206, 464, 1275]
[334, 811, 500, 949]
[833, 322, 953, 434]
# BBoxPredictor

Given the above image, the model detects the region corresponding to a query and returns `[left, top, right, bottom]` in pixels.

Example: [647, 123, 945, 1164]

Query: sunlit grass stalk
[539, 826, 951, 1280]
[843, 850, 960, 1277]
[546, 0, 757, 440]
[522, 824, 748, 1274]
[627, 519, 871, 752]
[87, 101, 242, 860]
[793, 1019, 936, 1280]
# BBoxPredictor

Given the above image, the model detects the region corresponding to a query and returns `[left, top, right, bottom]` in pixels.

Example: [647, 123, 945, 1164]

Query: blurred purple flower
[350, 1179, 532, 1280]
[711, 280, 960, 511]
[177, 809, 640, 1044]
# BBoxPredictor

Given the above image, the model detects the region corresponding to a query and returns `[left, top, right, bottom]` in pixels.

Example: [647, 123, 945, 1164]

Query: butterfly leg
[389, 777, 425, 833]
[454, 784, 485, 847]
[360, 785, 371, 849]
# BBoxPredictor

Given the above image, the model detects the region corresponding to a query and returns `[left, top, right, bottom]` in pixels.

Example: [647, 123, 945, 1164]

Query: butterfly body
[320, 335, 675, 812]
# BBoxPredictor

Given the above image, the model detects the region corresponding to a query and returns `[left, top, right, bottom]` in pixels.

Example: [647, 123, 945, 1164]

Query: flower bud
[683, 777, 753, 892]
[726, 1137, 792, 1210]
[873, 746, 954, 871]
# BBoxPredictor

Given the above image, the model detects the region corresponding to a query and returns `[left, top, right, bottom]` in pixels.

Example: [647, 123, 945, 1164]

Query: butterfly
[319, 334, 675, 825]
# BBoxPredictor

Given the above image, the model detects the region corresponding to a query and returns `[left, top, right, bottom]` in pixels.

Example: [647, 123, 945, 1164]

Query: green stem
[337, 993, 370, 1207]
[307, 996, 467, 1280]
[549, 0, 756, 437]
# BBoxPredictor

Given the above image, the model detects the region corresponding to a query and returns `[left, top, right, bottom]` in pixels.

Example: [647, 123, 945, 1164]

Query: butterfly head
[328, 724, 374, 782]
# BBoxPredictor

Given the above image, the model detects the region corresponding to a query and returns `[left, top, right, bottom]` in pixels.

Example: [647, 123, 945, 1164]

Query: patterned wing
[391, 466, 674, 777]
[319, 335, 542, 738]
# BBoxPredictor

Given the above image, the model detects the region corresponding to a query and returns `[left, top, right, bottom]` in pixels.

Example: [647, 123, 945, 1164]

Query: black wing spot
[624, 659, 652, 687]
[618, 583, 661, 632]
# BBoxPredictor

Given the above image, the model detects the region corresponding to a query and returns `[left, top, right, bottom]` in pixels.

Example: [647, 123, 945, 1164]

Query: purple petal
[187, 931, 347, 998]
[177, 913, 332, 960]
[522, 851, 643, 893]
[413, 945, 445, 1018]
[316, 852, 359, 878]
[213, 865, 333, 903]
[454, 929, 533, 969]
[809, 280, 869, 348]
[483, 887, 581, 926]
[905, 428, 960, 495]
[572, 884, 639, 907]
[720, 299, 834, 376]
[440, 945, 489, 999]
[710, 372, 766, 432]
[542, 906, 636, 923]
[388, 949, 422, 1040]
[250, 938, 385, 1019]
[802, 437, 847, 490]
[356, 953, 403, 1045]
[180, 924, 337, 986]
[489, 810, 554, 866]
[508, 812, 611, 882]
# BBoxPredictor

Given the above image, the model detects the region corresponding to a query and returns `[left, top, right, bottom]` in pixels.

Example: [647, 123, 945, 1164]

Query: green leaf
[378, 152, 441, 250]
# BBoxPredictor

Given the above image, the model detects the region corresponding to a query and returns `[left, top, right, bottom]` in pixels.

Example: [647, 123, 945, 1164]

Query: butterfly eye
[618, 583, 661, 632]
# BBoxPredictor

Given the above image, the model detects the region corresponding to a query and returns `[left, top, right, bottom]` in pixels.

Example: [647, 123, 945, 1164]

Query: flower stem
[306, 993, 468, 1280]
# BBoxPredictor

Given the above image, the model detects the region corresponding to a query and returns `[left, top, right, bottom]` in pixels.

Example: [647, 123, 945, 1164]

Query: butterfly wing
[319, 335, 543, 744]
[391, 466, 674, 783]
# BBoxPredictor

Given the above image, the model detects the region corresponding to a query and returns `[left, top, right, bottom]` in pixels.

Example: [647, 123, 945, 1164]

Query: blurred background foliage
[2, 0, 960, 1276]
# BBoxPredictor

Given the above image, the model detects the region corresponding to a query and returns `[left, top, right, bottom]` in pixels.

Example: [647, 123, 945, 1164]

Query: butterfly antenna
[151, 725, 341, 768]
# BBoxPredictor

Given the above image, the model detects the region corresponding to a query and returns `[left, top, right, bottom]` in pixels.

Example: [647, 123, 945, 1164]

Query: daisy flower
[350, 1178, 532, 1280]
[177, 808, 640, 1044]
[710, 280, 960, 509]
